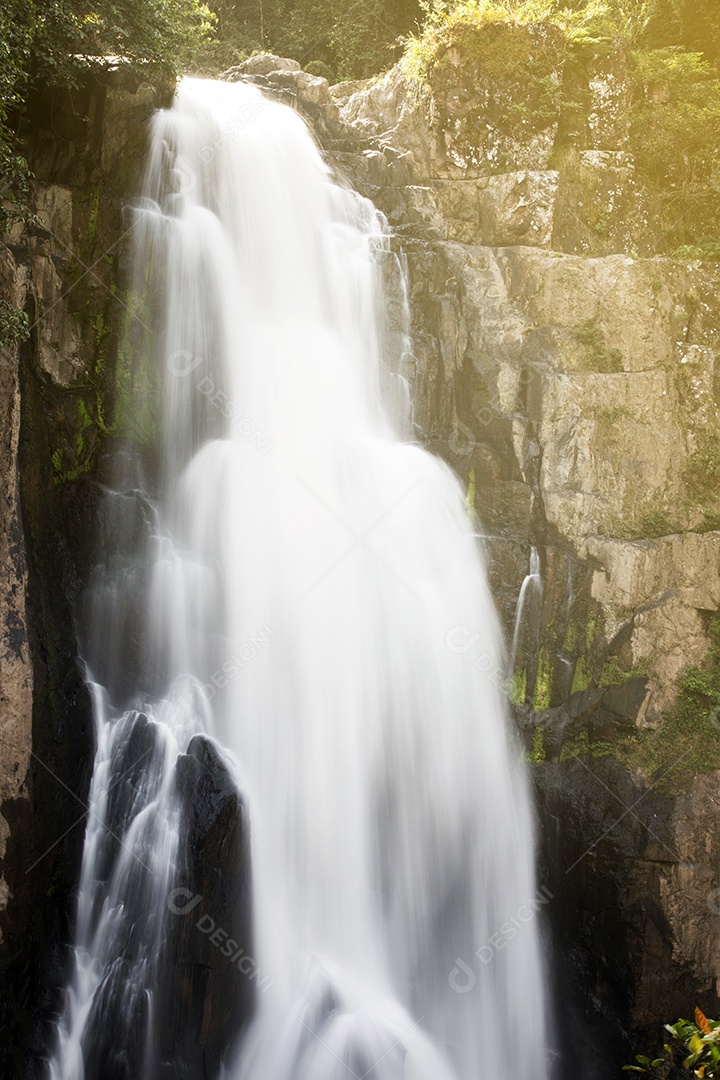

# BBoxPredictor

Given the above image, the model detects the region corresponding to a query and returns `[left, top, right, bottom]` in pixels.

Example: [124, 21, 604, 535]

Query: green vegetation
[528, 726, 546, 763]
[570, 654, 591, 694]
[506, 668, 527, 704]
[0, 297, 29, 348]
[674, 239, 720, 263]
[609, 620, 720, 789]
[400, 0, 720, 249]
[635, 509, 675, 539]
[200, 0, 421, 79]
[687, 433, 720, 502]
[536, 612, 720, 788]
[698, 510, 720, 534]
[0, 0, 216, 232]
[559, 731, 614, 761]
[611, 504, 678, 540]
[572, 318, 624, 373]
[533, 646, 552, 710]
[599, 655, 648, 687]
[629, 47, 720, 252]
[625, 1007, 720, 1078]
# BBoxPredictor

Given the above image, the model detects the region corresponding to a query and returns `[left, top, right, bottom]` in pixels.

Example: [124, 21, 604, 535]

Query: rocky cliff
[0, 68, 170, 1075]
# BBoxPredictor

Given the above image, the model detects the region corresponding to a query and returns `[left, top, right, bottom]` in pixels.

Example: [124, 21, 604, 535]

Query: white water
[49, 78, 548, 1080]
[510, 547, 543, 672]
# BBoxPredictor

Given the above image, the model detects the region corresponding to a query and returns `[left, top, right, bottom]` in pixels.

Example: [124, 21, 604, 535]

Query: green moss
[571, 655, 591, 695]
[506, 668, 527, 705]
[599, 656, 649, 688]
[585, 612, 604, 652]
[572, 318, 624, 373]
[634, 508, 675, 539]
[51, 397, 103, 484]
[533, 646, 552, 711]
[596, 404, 633, 428]
[111, 289, 158, 448]
[87, 190, 100, 248]
[528, 726, 546, 764]
[402, 3, 565, 168]
[601, 636, 720, 790]
[697, 510, 720, 533]
[94, 312, 110, 349]
[687, 432, 720, 501]
[563, 621, 578, 653]
[559, 732, 615, 762]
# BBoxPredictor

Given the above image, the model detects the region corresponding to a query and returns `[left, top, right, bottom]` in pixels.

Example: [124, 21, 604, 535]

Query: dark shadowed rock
[534, 756, 720, 1079]
[156, 735, 255, 1080]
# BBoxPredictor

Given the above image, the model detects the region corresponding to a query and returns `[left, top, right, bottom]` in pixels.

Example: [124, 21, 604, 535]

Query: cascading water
[510, 547, 543, 672]
[49, 78, 549, 1080]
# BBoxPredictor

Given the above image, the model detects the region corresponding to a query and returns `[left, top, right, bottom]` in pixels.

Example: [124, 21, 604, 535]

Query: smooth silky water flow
[48, 78, 549, 1080]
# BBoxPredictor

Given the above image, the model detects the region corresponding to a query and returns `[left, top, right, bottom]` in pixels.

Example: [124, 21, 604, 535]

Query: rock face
[0, 69, 171, 1078]
[327, 58, 720, 727]
[0, 247, 32, 934]
[164, 736, 255, 1079]
[536, 759, 720, 1077]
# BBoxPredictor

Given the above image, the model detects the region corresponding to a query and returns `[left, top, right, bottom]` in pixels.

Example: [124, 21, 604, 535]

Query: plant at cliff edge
[625, 1008, 720, 1078]
[665, 1008, 720, 1077]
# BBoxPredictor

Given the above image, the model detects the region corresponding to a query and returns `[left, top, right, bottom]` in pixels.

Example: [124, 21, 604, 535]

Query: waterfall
[510, 547, 543, 672]
[49, 78, 549, 1080]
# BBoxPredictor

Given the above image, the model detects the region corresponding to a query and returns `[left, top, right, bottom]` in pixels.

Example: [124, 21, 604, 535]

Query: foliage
[629, 47, 720, 249]
[28, 0, 216, 88]
[572, 318, 623, 373]
[0, 298, 29, 348]
[622, 508, 676, 540]
[622, 1053, 665, 1076]
[665, 1009, 720, 1078]
[0, 0, 216, 331]
[687, 434, 720, 502]
[0, 0, 216, 200]
[0, 0, 34, 230]
[528, 725, 546, 763]
[698, 511, 720, 534]
[599, 656, 648, 688]
[674, 240, 720, 263]
[625, 1008, 720, 1078]
[533, 646, 552, 710]
[612, 619, 720, 788]
[400, 1, 720, 248]
[202, 0, 421, 81]
[402, 0, 566, 140]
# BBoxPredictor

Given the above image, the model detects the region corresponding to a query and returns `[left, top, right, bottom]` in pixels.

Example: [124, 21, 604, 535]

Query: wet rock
[534, 758, 720, 1077]
[156, 735, 255, 1079]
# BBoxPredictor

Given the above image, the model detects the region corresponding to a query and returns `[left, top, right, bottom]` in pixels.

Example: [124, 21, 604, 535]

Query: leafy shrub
[674, 239, 720, 262]
[625, 1008, 720, 1077]
[636, 509, 675, 538]
[0, 299, 29, 349]
[629, 48, 720, 249]
[403, 1, 566, 141]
